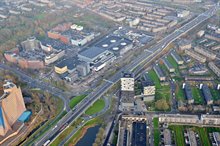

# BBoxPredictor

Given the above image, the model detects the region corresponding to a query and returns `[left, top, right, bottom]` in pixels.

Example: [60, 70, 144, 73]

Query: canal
[76, 125, 100, 146]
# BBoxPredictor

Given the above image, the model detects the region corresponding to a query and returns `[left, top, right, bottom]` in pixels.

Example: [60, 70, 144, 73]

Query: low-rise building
[208, 62, 220, 77]
[163, 129, 172, 146]
[159, 114, 220, 126]
[194, 47, 216, 60]
[189, 64, 209, 75]
[171, 50, 184, 65]
[201, 115, 220, 125]
[159, 114, 200, 124]
[188, 130, 198, 146]
[163, 57, 175, 73]
[185, 49, 206, 63]
[213, 132, 220, 146]
[183, 83, 194, 104]
[201, 84, 213, 105]
[153, 64, 166, 81]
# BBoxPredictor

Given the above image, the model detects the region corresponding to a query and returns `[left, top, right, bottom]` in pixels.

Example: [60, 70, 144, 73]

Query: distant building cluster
[4, 37, 65, 69]
[90, 0, 186, 33]
[0, 0, 55, 20]
[47, 23, 98, 46]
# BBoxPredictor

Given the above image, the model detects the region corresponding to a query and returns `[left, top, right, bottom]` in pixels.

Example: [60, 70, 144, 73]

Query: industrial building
[185, 49, 206, 63]
[171, 50, 184, 65]
[54, 58, 79, 75]
[94, 35, 133, 56]
[131, 122, 147, 146]
[0, 81, 29, 137]
[117, 115, 147, 146]
[55, 58, 91, 78]
[153, 64, 166, 81]
[194, 47, 216, 60]
[208, 62, 220, 77]
[163, 57, 175, 73]
[201, 84, 213, 105]
[4, 37, 65, 69]
[47, 23, 97, 46]
[76, 62, 90, 77]
[183, 83, 194, 104]
[78, 47, 115, 71]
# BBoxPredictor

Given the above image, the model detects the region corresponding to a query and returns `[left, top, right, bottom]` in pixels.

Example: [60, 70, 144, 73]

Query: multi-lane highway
[15, 4, 220, 146]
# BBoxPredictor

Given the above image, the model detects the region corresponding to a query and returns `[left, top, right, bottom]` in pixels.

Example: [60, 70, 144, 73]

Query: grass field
[148, 70, 161, 88]
[153, 118, 160, 146]
[175, 83, 185, 101]
[85, 99, 105, 115]
[147, 69, 171, 110]
[51, 118, 83, 146]
[69, 95, 87, 109]
[192, 87, 204, 104]
[167, 56, 180, 75]
[197, 128, 211, 146]
[169, 125, 185, 146]
[210, 89, 220, 101]
[156, 85, 171, 102]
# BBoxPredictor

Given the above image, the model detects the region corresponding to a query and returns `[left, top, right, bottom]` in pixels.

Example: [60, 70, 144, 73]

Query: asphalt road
[36, 5, 219, 145]
[0, 64, 71, 111]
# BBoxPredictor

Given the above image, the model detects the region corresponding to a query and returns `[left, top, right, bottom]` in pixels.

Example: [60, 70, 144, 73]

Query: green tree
[155, 99, 169, 111]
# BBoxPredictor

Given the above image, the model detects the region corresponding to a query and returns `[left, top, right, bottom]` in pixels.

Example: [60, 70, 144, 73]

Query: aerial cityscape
[0, 0, 220, 146]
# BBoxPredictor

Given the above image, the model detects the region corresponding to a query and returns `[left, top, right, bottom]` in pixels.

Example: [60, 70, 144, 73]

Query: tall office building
[0, 81, 26, 136]
[121, 72, 134, 91]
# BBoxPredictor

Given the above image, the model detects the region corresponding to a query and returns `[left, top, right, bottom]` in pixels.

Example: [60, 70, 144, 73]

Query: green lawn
[175, 83, 185, 101]
[210, 89, 220, 101]
[167, 55, 181, 75]
[207, 127, 220, 133]
[85, 99, 105, 115]
[147, 70, 171, 110]
[169, 125, 185, 146]
[148, 70, 161, 88]
[153, 118, 160, 146]
[51, 118, 83, 146]
[69, 95, 87, 109]
[197, 128, 211, 146]
[192, 87, 204, 104]
[156, 85, 171, 102]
